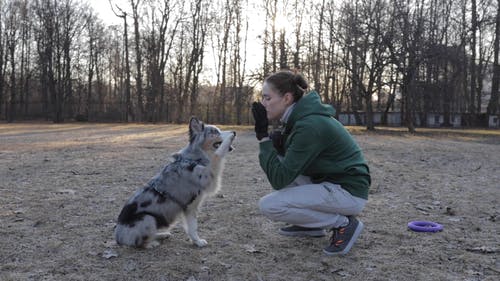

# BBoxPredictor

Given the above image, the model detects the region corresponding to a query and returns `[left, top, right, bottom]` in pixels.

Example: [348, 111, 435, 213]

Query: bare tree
[471, 0, 479, 115]
[0, 0, 4, 119]
[5, 0, 19, 122]
[186, 0, 208, 118]
[171, 26, 185, 123]
[143, 0, 182, 122]
[339, 1, 364, 125]
[232, 0, 250, 125]
[337, 0, 390, 130]
[216, 0, 234, 123]
[19, 0, 32, 117]
[262, 0, 270, 77]
[260, 0, 280, 73]
[110, 0, 133, 122]
[386, 0, 427, 133]
[292, 0, 305, 69]
[85, 12, 97, 121]
[488, 0, 500, 115]
[33, 0, 54, 121]
[321, 0, 335, 105]
[130, 0, 144, 120]
[313, 0, 325, 92]
[270, 0, 278, 72]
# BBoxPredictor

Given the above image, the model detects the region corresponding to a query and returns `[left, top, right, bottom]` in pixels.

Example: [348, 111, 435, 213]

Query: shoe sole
[323, 221, 364, 256]
[278, 229, 327, 237]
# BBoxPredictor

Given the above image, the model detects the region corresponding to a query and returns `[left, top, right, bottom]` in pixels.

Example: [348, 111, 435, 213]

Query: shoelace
[330, 227, 347, 247]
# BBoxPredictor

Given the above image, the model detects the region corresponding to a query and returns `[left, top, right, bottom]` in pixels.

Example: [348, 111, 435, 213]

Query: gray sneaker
[279, 225, 326, 237]
[323, 216, 364, 255]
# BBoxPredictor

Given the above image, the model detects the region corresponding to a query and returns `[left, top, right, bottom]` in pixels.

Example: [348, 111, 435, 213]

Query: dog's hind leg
[145, 240, 161, 249]
[183, 209, 207, 247]
[156, 229, 172, 240]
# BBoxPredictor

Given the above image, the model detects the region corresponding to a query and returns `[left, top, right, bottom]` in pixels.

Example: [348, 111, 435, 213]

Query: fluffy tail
[115, 214, 157, 247]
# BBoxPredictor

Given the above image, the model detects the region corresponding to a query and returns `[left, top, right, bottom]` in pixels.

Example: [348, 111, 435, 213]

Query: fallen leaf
[103, 240, 117, 247]
[56, 189, 76, 195]
[219, 262, 232, 269]
[124, 260, 137, 272]
[102, 249, 118, 259]
[445, 207, 456, 216]
[416, 204, 434, 211]
[330, 268, 343, 274]
[335, 270, 351, 277]
[243, 244, 263, 253]
[465, 269, 483, 276]
[87, 251, 99, 256]
[466, 246, 497, 254]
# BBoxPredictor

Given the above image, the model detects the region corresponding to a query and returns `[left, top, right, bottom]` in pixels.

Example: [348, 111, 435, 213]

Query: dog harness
[148, 157, 205, 211]
[150, 183, 191, 211]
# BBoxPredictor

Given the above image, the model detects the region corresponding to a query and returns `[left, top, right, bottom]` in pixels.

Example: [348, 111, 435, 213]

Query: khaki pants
[258, 175, 367, 229]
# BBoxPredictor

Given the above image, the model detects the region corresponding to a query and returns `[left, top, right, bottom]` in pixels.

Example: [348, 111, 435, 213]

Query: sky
[87, 0, 267, 82]
[88, 0, 122, 25]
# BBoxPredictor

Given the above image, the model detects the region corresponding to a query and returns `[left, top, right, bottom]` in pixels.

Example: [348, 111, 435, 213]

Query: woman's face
[261, 82, 292, 121]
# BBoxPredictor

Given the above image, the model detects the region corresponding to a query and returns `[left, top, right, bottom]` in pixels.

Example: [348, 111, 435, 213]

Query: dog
[114, 117, 236, 248]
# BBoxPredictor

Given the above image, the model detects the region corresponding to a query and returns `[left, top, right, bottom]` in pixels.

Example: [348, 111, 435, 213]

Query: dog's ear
[189, 117, 204, 141]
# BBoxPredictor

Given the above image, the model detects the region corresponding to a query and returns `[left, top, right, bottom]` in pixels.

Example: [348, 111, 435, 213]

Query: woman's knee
[258, 193, 285, 217]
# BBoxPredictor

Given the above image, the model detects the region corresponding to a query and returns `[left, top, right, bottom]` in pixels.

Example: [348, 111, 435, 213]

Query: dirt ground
[0, 123, 499, 281]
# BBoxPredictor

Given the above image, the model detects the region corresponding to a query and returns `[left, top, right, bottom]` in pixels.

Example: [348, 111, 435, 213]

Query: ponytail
[264, 70, 309, 102]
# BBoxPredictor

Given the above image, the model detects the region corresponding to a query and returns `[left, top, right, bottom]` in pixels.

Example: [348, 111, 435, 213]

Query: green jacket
[258, 91, 371, 199]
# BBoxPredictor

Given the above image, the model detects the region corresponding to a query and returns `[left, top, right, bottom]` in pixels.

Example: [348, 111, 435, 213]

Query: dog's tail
[115, 214, 157, 247]
[115, 202, 165, 247]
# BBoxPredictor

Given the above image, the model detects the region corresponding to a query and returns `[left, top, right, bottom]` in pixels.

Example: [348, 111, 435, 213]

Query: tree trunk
[470, 0, 478, 115]
[0, 3, 4, 119]
[132, 0, 144, 121]
[8, 36, 16, 123]
[314, 0, 325, 92]
[87, 21, 94, 121]
[488, 0, 500, 115]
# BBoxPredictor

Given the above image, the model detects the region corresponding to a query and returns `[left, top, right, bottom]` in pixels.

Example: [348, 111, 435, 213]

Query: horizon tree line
[0, 0, 499, 132]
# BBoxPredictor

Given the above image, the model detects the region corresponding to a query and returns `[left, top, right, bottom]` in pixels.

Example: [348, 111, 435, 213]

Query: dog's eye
[213, 142, 222, 149]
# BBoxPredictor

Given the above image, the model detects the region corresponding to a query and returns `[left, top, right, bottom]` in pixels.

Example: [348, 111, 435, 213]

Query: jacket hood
[286, 91, 336, 128]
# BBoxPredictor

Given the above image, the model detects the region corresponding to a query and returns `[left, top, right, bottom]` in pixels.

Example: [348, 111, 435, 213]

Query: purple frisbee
[408, 221, 443, 232]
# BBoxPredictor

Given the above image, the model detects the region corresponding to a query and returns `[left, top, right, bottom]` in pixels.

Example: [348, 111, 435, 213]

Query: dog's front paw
[226, 131, 236, 152]
[145, 240, 160, 249]
[194, 239, 208, 247]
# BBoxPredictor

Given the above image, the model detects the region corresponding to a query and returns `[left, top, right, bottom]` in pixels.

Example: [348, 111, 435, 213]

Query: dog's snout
[231, 131, 236, 137]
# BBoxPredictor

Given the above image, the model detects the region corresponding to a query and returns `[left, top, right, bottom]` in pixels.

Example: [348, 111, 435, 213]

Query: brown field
[0, 123, 499, 281]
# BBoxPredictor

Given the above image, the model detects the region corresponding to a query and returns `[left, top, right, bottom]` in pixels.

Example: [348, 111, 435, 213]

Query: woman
[251, 70, 370, 255]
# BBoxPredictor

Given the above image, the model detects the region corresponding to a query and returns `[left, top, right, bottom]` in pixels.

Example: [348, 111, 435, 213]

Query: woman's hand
[251, 102, 269, 140]
[270, 130, 286, 155]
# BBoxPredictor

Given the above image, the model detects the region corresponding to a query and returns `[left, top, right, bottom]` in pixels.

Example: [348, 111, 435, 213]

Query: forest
[0, 0, 499, 131]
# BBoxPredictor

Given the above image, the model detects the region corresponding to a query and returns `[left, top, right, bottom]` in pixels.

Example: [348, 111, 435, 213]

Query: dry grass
[0, 122, 499, 281]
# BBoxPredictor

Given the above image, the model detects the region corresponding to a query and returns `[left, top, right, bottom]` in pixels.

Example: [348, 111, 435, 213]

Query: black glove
[251, 102, 269, 140]
[270, 130, 286, 155]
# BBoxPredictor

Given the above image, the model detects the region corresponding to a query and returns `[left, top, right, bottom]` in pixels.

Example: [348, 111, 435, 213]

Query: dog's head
[189, 117, 235, 154]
